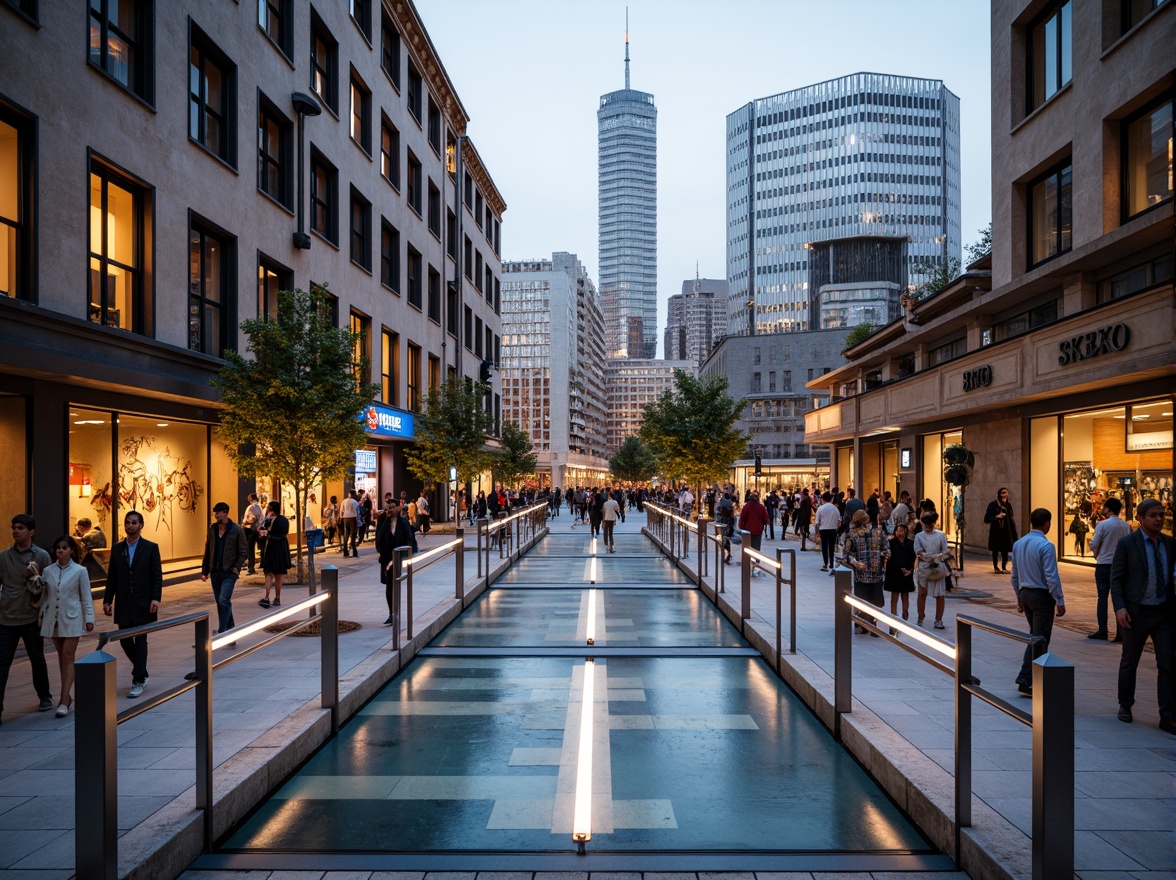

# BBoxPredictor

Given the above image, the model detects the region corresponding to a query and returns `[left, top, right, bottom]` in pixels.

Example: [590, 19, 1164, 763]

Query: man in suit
[103, 510, 163, 698]
[1110, 498, 1175, 734]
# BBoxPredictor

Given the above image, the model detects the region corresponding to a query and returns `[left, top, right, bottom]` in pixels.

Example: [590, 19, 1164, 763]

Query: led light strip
[589, 557, 597, 585]
[742, 547, 781, 570]
[843, 594, 957, 658]
[586, 589, 596, 646]
[210, 592, 329, 650]
[571, 658, 595, 850]
[403, 537, 462, 567]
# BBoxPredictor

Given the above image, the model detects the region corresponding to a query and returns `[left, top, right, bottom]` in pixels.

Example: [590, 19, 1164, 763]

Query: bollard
[779, 547, 796, 654]
[833, 565, 854, 740]
[321, 566, 339, 733]
[391, 547, 408, 650]
[740, 545, 751, 634]
[954, 617, 973, 843]
[1032, 653, 1074, 880]
[194, 615, 213, 851]
[455, 528, 466, 605]
[476, 518, 483, 578]
[75, 651, 118, 880]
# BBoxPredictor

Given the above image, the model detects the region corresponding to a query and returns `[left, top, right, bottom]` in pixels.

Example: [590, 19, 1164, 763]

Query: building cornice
[390, 1, 469, 130]
[462, 138, 507, 217]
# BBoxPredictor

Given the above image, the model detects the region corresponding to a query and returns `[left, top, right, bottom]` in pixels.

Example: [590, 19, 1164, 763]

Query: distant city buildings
[605, 358, 694, 456]
[726, 72, 961, 336]
[664, 276, 728, 366]
[500, 253, 610, 488]
[808, 235, 908, 329]
[598, 27, 658, 359]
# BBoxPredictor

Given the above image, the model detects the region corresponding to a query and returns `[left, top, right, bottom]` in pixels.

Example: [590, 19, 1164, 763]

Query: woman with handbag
[257, 501, 290, 608]
[842, 510, 890, 635]
[913, 513, 950, 630]
[983, 487, 1017, 572]
[38, 535, 95, 717]
[885, 522, 916, 625]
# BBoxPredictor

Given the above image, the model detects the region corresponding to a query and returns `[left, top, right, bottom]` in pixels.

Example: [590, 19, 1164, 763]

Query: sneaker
[128, 681, 145, 699]
[38, 697, 54, 712]
[258, 598, 270, 608]
[1087, 631, 1108, 640]
[917, 617, 925, 627]
[1017, 682, 1032, 697]
[271, 598, 281, 607]
[383, 615, 394, 626]
[933, 620, 945, 630]
[820, 566, 828, 571]
[55, 704, 70, 718]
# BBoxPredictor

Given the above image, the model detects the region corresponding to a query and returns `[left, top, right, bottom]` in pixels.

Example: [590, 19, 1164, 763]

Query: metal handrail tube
[959, 681, 1032, 725]
[211, 591, 330, 650]
[956, 614, 1038, 643]
[843, 594, 957, 660]
[777, 547, 797, 659]
[742, 546, 781, 570]
[116, 678, 202, 723]
[96, 610, 209, 649]
[404, 536, 463, 570]
[212, 613, 322, 671]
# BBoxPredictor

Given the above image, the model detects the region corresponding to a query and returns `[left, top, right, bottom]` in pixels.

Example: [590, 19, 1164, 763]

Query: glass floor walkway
[212, 528, 953, 872]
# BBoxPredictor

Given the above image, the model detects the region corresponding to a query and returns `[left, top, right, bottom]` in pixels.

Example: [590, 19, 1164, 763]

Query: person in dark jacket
[984, 487, 1018, 572]
[257, 501, 290, 608]
[102, 510, 163, 698]
[885, 522, 917, 624]
[377, 503, 417, 626]
[200, 502, 248, 633]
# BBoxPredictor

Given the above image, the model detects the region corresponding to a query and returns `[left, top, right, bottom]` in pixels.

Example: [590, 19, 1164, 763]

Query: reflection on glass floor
[221, 527, 940, 862]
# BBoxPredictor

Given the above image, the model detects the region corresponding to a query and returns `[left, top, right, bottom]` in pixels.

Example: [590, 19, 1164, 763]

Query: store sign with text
[359, 403, 415, 440]
[962, 365, 992, 392]
[1057, 323, 1130, 366]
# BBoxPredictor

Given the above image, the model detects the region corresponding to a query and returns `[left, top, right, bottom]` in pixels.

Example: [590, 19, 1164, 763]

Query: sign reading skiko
[359, 403, 415, 440]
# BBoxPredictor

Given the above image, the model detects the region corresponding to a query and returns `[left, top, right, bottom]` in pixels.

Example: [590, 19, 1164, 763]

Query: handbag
[944, 562, 955, 591]
[924, 560, 947, 582]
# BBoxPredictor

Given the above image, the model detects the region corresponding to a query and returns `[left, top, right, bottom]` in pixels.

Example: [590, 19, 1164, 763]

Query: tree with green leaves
[493, 421, 538, 489]
[911, 255, 962, 301]
[843, 322, 876, 353]
[405, 376, 496, 493]
[965, 223, 992, 264]
[639, 371, 748, 504]
[609, 435, 658, 483]
[213, 285, 378, 586]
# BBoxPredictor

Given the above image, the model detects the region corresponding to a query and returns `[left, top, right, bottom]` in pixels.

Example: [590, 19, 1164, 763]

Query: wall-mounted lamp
[292, 91, 323, 251]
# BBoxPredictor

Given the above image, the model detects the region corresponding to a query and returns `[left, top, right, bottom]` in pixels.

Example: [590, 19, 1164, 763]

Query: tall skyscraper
[726, 72, 961, 336]
[598, 21, 657, 359]
[664, 274, 728, 366]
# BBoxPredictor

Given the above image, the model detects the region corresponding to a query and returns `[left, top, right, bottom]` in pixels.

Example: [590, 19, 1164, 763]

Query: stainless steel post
[773, 550, 782, 671]
[406, 555, 415, 639]
[697, 515, 707, 583]
[476, 519, 483, 578]
[954, 617, 973, 853]
[194, 615, 213, 851]
[392, 548, 407, 651]
[455, 528, 465, 604]
[780, 547, 796, 654]
[669, 514, 675, 558]
[833, 566, 853, 740]
[321, 565, 339, 733]
[1032, 653, 1074, 880]
[740, 546, 751, 634]
[75, 651, 118, 880]
[716, 522, 725, 594]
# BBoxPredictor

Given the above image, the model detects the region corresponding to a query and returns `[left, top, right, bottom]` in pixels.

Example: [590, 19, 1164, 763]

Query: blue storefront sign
[360, 403, 415, 440]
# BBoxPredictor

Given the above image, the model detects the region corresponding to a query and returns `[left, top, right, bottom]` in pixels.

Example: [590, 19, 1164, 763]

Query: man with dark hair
[201, 502, 247, 634]
[241, 492, 264, 575]
[1010, 507, 1066, 697]
[1089, 496, 1131, 641]
[103, 510, 163, 698]
[1110, 498, 1175, 733]
[0, 515, 54, 720]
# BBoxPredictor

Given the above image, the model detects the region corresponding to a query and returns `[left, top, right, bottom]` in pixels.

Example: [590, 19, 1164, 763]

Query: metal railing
[480, 501, 549, 584]
[706, 520, 729, 594]
[644, 503, 709, 585]
[739, 542, 797, 667]
[832, 567, 1072, 879]
[75, 569, 340, 880]
[390, 530, 464, 650]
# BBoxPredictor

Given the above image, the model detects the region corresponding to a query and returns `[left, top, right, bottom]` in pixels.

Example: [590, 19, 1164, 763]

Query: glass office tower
[726, 72, 961, 335]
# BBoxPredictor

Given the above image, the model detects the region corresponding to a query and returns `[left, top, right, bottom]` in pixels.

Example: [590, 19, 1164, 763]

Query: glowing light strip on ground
[211, 592, 329, 650]
[571, 658, 595, 847]
[589, 557, 597, 584]
[843, 594, 957, 659]
[586, 589, 596, 646]
[403, 538, 462, 567]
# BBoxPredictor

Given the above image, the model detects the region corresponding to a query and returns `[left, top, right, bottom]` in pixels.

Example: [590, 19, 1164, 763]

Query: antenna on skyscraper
[694, 262, 701, 294]
[624, 8, 630, 89]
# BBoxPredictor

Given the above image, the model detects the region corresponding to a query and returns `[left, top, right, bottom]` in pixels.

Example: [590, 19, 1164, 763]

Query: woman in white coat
[39, 535, 95, 716]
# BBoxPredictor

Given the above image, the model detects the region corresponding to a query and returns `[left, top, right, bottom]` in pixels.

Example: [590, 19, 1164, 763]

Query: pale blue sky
[422, 0, 993, 351]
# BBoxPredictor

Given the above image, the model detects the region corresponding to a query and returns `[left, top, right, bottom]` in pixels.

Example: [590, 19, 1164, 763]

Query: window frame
[187, 213, 235, 357]
[427, 178, 441, 238]
[380, 218, 400, 294]
[350, 309, 371, 390]
[88, 0, 155, 104]
[427, 97, 441, 155]
[349, 0, 371, 41]
[427, 264, 440, 324]
[309, 147, 338, 245]
[380, 115, 400, 189]
[189, 23, 236, 167]
[349, 186, 371, 272]
[257, 92, 293, 210]
[257, 252, 291, 321]
[380, 11, 401, 90]
[309, 10, 338, 115]
[406, 341, 422, 412]
[88, 153, 152, 336]
[381, 327, 400, 406]
[1121, 93, 1174, 223]
[406, 61, 422, 123]
[406, 149, 422, 216]
[406, 244, 422, 310]
[349, 68, 371, 155]
[1026, 158, 1073, 268]
[258, 0, 293, 61]
[0, 99, 36, 302]
[1026, 0, 1072, 113]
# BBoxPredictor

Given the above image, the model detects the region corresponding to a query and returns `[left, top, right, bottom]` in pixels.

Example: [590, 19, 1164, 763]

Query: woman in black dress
[885, 522, 916, 624]
[983, 487, 1017, 572]
[258, 500, 290, 608]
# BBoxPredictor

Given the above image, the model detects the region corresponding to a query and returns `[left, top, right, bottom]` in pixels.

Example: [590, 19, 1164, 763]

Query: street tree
[493, 421, 538, 489]
[405, 376, 496, 493]
[609, 435, 658, 483]
[639, 371, 748, 502]
[213, 285, 377, 586]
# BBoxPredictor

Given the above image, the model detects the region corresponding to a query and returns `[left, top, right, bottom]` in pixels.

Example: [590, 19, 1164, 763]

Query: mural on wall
[117, 436, 204, 533]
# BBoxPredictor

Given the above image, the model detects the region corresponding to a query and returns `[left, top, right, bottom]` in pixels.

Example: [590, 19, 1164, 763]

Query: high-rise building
[501, 254, 610, 488]
[605, 358, 694, 456]
[726, 72, 961, 336]
[664, 276, 728, 365]
[598, 24, 657, 359]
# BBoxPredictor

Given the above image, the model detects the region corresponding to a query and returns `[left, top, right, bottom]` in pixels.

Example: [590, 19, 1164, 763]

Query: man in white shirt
[1088, 497, 1132, 641]
[601, 494, 621, 552]
[241, 493, 264, 575]
[679, 487, 694, 517]
[815, 492, 842, 573]
[339, 491, 360, 557]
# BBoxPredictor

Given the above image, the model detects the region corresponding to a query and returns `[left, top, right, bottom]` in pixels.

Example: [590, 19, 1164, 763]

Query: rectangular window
[446, 283, 458, 335]
[258, 0, 293, 60]
[380, 117, 399, 188]
[349, 187, 371, 271]
[751, 373, 761, 392]
[189, 28, 235, 164]
[407, 342, 421, 412]
[309, 11, 337, 113]
[474, 252, 483, 291]
[380, 218, 400, 292]
[257, 253, 290, 320]
[768, 371, 776, 392]
[463, 236, 472, 278]
[484, 266, 492, 301]
[474, 315, 483, 356]
[310, 148, 337, 243]
[0, 103, 34, 300]
[89, 160, 148, 334]
[1028, 1, 1071, 111]
[406, 244, 421, 309]
[474, 190, 483, 229]
[380, 11, 400, 89]
[464, 171, 472, 207]
[1123, 97, 1173, 220]
[188, 217, 232, 356]
[350, 309, 370, 389]
[427, 179, 440, 237]
[257, 95, 292, 208]
[427, 97, 441, 154]
[1122, 0, 1163, 33]
[349, 0, 370, 39]
[406, 62, 422, 122]
[381, 328, 400, 406]
[428, 354, 441, 394]
[446, 209, 457, 258]
[350, 71, 371, 154]
[406, 150, 422, 214]
[1028, 160, 1072, 266]
[464, 305, 473, 350]
[427, 265, 440, 323]
[89, 0, 153, 101]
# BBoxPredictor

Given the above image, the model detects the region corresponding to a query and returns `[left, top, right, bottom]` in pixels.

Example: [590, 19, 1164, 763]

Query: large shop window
[1123, 96, 1173, 221]
[69, 409, 210, 562]
[1032, 399, 1173, 561]
[921, 430, 963, 540]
